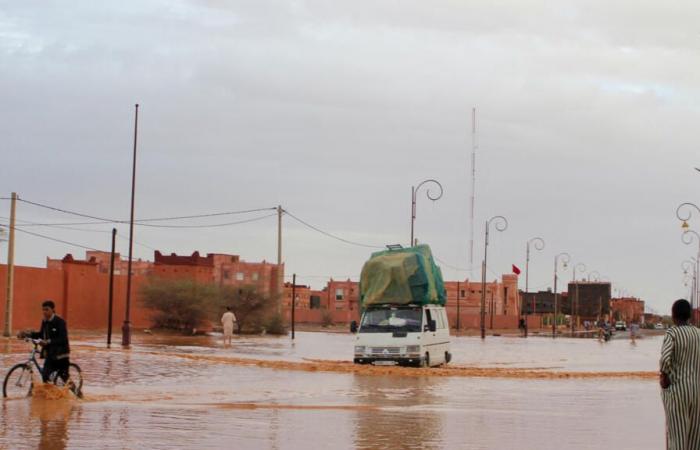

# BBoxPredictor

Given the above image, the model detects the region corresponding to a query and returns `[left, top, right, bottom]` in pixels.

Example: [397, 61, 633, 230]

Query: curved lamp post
[480, 215, 508, 339]
[552, 252, 571, 338]
[682, 230, 700, 322]
[571, 262, 586, 333]
[522, 237, 545, 338]
[410, 179, 443, 247]
[677, 202, 700, 227]
[682, 259, 696, 308]
[587, 270, 601, 282]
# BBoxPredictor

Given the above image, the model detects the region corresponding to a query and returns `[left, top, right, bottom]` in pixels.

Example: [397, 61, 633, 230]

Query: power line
[136, 207, 277, 223]
[10, 227, 100, 251]
[16, 198, 117, 222]
[283, 210, 383, 249]
[132, 212, 278, 229]
[8, 198, 278, 229]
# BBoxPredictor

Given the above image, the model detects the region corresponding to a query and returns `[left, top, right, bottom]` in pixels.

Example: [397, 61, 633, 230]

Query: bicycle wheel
[3, 363, 34, 399]
[52, 363, 83, 398]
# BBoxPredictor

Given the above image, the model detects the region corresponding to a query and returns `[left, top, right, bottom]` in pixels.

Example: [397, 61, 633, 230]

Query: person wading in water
[221, 306, 237, 346]
[21, 300, 71, 383]
[660, 299, 700, 450]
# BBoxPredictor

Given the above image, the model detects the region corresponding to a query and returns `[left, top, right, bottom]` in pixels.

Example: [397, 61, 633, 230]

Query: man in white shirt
[221, 306, 237, 346]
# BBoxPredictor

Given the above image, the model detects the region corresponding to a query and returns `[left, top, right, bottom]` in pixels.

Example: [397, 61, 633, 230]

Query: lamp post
[480, 215, 508, 340]
[524, 237, 545, 338]
[571, 263, 586, 334]
[552, 252, 570, 338]
[410, 179, 443, 247]
[682, 259, 696, 312]
[587, 271, 601, 282]
[681, 230, 700, 323]
[676, 202, 700, 324]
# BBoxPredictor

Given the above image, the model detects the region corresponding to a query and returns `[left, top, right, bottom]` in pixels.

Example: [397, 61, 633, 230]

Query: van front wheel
[422, 353, 430, 368]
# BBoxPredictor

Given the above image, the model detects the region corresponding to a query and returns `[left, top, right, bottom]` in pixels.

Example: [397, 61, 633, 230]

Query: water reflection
[32, 397, 73, 450]
[352, 375, 444, 449]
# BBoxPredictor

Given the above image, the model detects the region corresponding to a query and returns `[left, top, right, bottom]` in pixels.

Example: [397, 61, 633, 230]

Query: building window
[460, 290, 465, 297]
[252, 272, 259, 281]
[335, 288, 344, 300]
[310, 295, 321, 309]
[236, 272, 244, 281]
[223, 270, 230, 280]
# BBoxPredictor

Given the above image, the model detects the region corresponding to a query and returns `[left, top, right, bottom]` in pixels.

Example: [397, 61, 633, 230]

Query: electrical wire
[10, 227, 101, 251]
[8, 198, 279, 229]
[283, 210, 384, 249]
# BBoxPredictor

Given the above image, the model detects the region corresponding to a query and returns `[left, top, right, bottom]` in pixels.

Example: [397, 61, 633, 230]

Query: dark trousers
[42, 358, 69, 383]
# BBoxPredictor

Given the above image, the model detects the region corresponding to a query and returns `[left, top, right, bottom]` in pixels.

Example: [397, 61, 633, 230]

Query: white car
[654, 323, 664, 330]
[353, 304, 451, 367]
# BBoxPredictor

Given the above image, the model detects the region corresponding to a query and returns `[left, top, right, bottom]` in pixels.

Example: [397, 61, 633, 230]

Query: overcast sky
[1, 0, 699, 313]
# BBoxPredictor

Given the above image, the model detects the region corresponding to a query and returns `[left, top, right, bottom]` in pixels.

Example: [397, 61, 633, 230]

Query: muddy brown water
[1, 332, 665, 449]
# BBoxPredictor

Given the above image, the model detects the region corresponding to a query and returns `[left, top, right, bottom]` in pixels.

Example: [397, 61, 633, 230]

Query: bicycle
[3, 338, 83, 399]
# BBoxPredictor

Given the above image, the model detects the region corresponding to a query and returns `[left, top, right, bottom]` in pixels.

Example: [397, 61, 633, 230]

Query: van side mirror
[350, 321, 358, 333]
[429, 320, 437, 332]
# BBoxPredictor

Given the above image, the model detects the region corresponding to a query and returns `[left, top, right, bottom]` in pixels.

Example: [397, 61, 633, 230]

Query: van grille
[370, 346, 401, 355]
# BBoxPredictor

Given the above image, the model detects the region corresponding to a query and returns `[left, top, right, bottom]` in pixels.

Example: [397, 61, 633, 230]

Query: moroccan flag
[512, 264, 521, 275]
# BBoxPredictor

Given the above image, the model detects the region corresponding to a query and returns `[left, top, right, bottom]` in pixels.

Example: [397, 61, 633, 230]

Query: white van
[352, 304, 451, 367]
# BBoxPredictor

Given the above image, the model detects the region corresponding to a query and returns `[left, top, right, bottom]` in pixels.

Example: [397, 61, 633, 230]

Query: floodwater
[1, 331, 665, 449]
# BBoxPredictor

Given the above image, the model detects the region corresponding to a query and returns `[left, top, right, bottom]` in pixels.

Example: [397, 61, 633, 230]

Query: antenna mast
[469, 107, 477, 279]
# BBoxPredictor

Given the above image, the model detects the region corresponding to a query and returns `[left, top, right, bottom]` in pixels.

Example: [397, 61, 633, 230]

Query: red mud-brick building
[611, 297, 645, 324]
[2, 250, 283, 332]
[4, 247, 541, 331]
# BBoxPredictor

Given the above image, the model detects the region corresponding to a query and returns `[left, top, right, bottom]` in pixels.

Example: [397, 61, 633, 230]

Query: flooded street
[1, 332, 664, 449]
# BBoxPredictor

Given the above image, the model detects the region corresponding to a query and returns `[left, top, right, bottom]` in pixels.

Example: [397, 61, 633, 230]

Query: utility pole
[277, 205, 283, 315]
[291, 273, 296, 340]
[469, 108, 477, 279]
[122, 104, 139, 347]
[2, 192, 17, 337]
[107, 228, 116, 348]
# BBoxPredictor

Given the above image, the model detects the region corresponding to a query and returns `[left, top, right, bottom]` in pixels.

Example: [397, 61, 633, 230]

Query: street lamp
[480, 215, 508, 340]
[676, 202, 700, 229]
[571, 262, 586, 334]
[682, 230, 700, 323]
[587, 270, 601, 282]
[682, 259, 696, 310]
[552, 252, 570, 338]
[410, 179, 443, 247]
[523, 237, 545, 337]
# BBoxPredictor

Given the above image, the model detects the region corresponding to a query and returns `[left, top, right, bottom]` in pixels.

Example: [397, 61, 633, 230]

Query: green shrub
[264, 312, 287, 335]
[139, 278, 218, 333]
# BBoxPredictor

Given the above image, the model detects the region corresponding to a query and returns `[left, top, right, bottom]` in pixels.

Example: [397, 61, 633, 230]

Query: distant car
[615, 321, 627, 331]
[654, 323, 664, 330]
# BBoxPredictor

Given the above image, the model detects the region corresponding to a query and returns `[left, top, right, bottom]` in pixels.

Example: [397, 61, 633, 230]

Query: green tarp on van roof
[359, 244, 446, 307]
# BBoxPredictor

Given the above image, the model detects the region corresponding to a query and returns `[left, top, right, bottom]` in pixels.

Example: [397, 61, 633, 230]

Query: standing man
[660, 299, 700, 449]
[221, 306, 237, 346]
[26, 300, 70, 383]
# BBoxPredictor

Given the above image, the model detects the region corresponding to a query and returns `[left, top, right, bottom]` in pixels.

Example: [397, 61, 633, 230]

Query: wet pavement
[1, 332, 665, 449]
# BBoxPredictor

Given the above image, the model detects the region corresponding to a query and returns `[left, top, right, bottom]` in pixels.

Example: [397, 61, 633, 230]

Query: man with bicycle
[19, 300, 71, 383]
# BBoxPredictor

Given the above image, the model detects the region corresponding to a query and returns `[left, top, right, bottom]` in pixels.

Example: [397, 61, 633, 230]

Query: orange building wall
[0, 263, 152, 332]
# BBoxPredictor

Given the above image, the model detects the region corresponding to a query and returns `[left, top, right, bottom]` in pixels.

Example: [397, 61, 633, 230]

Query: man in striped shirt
[660, 299, 700, 450]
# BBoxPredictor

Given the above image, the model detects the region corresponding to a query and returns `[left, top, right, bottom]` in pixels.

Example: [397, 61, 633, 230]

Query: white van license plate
[373, 361, 397, 366]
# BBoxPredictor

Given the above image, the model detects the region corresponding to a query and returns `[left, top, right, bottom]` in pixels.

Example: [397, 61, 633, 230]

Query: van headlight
[354, 346, 366, 354]
[406, 345, 420, 354]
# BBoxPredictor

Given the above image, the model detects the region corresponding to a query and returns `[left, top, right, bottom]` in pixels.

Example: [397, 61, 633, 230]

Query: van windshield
[359, 307, 422, 333]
